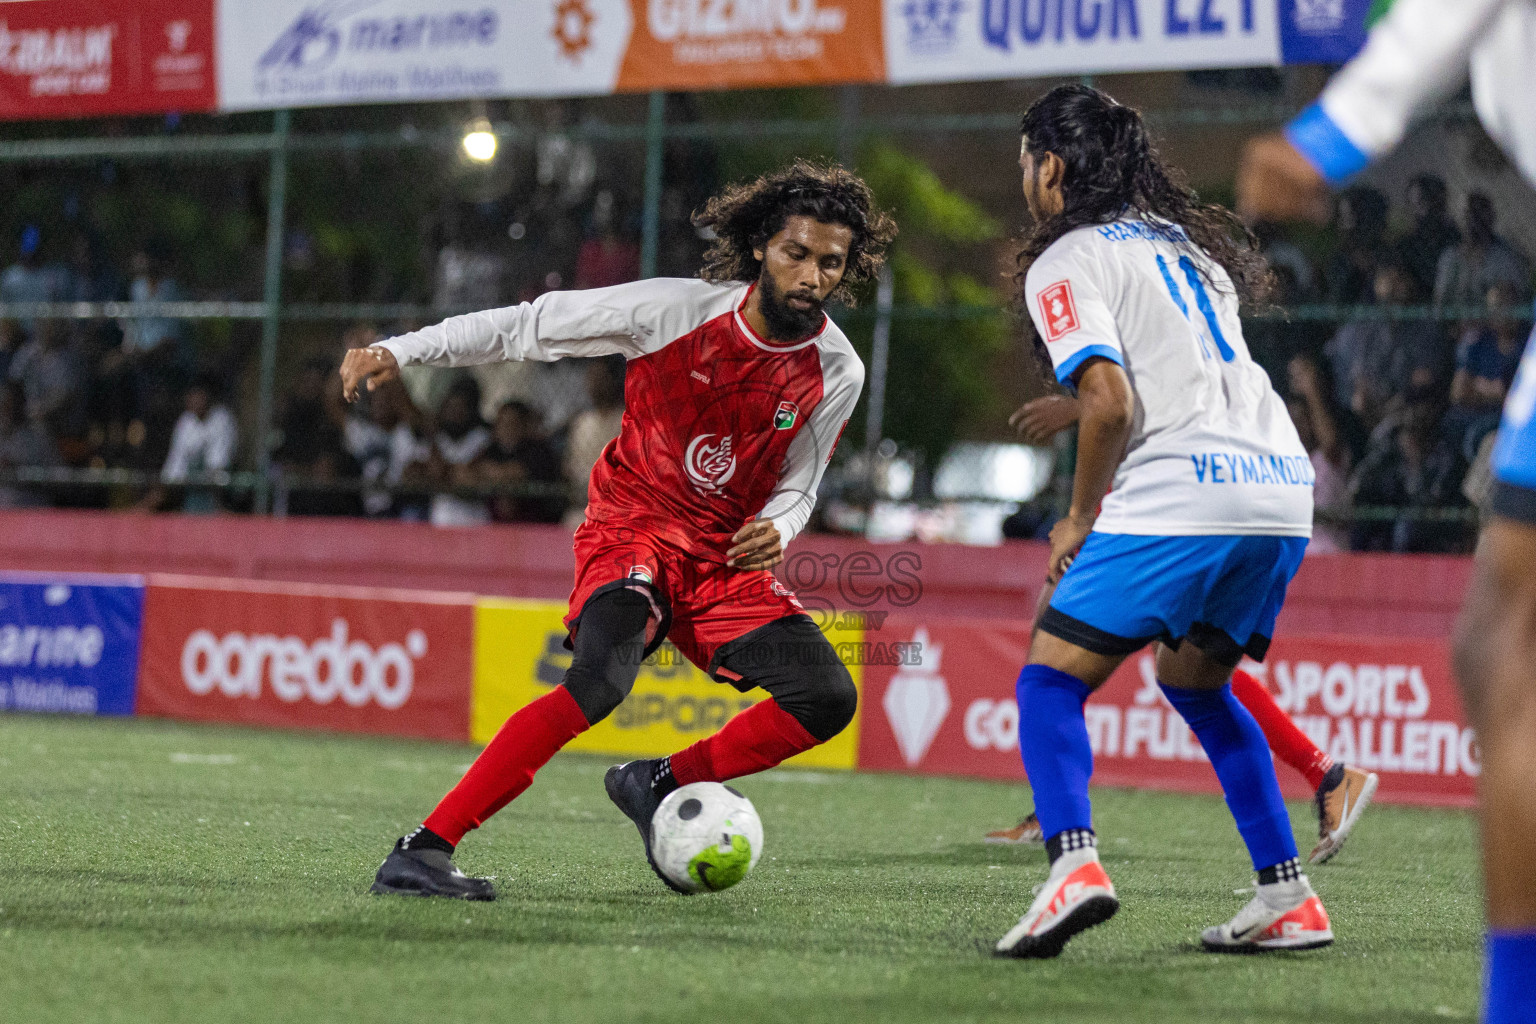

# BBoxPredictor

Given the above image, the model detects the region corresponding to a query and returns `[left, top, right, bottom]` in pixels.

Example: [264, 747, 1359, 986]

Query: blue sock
[1016, 664, 1095, 843]
[1486, 930, 1536, 1024]
[1159, 681, 1298, 872]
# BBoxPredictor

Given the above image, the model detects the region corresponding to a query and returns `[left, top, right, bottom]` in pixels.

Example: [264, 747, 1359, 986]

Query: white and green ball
[650, 782, 763, 894]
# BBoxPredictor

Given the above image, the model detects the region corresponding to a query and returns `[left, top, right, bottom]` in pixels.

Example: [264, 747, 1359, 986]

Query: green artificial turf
[0, 714, 1482, 1023]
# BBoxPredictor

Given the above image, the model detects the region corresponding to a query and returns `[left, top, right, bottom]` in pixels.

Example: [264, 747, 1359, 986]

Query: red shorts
[564, 519, 805, 675]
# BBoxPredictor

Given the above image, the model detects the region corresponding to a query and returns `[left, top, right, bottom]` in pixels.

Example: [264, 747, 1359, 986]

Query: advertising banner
[136, 576, 474, 741]
[0, 0, 215, 121]
[0, 572, 145, 716]
[885, 0, 1283, 86]
[472, 598, 864, 770]
[216, 0, 883, 111]
[858, 614, 1477, 808]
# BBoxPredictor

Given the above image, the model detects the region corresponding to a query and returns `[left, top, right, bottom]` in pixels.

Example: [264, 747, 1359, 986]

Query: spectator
[1441, 282, 1528, 460]
[1350, 400, 1464, 552]
[344, 377, 425, 518]
[1393, 174, 1460, 299]
[574, 191, 640, 290]
[562, 356, 625, 527]
[1322, 260, 1447, 426]
[409, 378, 491, 527]
[0, 225, 68, 330]
[1323, 185, 1389, 305]
[1253, 220, 1317, 299]
[1286, 354, 1354, 552]
[1434, 192, 1531, 311]
[150, 373, 237, 514]
[480, 399, 564, 524]
[7, 319, 86, 447]
[0, 319, 23, 404]
[274, 356, 346, 470]
[101, 243, 184, 425]
[0, 379, 58, 508]
[119, 243, 184, 359]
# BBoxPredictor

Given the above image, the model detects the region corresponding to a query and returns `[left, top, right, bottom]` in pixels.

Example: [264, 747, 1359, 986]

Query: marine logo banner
[0, 572, 145, 716]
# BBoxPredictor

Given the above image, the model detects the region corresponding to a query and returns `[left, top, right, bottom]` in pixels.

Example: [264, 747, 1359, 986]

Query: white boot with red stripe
[995, 845, 1119, 959]
[1201, 874, 1334, 953]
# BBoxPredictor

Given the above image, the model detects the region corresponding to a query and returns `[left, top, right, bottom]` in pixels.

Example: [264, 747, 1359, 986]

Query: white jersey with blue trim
[1286, 0, 1536, 188]
[1025, 220, 1312, 538]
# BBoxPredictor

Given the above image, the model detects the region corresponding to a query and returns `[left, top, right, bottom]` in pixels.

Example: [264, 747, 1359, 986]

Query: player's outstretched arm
[371, 279, 722, 373]
[1238, 0, 1511, 223]
[1047, 358, 1132, 583]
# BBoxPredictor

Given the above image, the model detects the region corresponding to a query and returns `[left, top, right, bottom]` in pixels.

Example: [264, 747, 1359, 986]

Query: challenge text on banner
[857, 614, 1476, 808]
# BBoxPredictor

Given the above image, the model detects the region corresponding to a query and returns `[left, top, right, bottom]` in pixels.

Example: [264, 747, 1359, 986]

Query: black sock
[1045, 827, 1096, 865]
[651, 756, 679, 799]
[402, 825, 454, 856]
[1257, 857, 1302, 885]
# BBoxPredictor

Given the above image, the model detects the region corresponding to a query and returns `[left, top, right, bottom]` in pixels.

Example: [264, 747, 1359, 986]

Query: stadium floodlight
[461, 120, 497, 163]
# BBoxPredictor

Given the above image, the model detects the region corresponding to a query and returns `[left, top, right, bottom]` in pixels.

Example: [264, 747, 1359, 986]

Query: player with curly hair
[342, 161, 895, 899]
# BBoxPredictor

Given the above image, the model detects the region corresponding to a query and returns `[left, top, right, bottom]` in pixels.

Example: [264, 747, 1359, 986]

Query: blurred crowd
[0, 164, 1531, 552]
[0, 216, 634, 526]
[1252, 174, 1533, 554]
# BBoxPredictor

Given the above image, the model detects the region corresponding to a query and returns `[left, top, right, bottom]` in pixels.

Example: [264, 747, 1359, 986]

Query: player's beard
[757, 270, 824, 341]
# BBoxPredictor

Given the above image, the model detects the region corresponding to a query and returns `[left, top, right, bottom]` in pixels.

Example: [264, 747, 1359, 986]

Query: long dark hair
[1016, 85, 1271, 372]
[694, 160, 897, 307]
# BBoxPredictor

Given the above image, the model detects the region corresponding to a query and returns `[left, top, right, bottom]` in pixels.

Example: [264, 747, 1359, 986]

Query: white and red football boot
[995, 848, 1119, 959]
[1200, 877, 1334, 952]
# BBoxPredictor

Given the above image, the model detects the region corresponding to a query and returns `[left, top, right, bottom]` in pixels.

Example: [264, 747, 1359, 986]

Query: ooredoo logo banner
[136, 577, 473, 741]
[857, 615, 1477, 808]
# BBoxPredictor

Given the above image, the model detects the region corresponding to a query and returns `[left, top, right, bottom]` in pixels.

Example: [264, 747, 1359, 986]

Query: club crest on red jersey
[774, 401, 798, 430]
[684, 433, 737, 495]
[1037, 280, 1080, 342]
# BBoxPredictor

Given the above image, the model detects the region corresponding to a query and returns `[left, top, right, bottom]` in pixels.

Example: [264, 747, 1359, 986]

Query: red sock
[670, 699, 820, 785]
[1230, 667, 1333, 789]
[423, 686, 590, 845]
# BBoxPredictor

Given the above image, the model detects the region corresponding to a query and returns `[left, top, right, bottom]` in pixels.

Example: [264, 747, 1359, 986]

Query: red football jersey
[378, 278, 864, 559]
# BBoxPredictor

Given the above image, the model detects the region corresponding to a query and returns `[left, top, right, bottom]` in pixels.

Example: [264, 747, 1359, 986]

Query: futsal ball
[651, 782, 764, 894]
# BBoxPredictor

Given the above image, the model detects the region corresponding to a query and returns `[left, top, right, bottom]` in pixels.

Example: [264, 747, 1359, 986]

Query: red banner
[858, 616, 1477, 808]
[135, 576, 473, 741]
[0, 0, 215, 121]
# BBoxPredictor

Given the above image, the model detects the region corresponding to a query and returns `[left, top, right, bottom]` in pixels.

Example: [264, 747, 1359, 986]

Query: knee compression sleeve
[715, 614, 857, 742]
[561, 587, 652, 725]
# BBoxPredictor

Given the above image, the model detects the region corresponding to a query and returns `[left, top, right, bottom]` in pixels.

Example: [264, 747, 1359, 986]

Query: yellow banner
[472, 599, 863, 770]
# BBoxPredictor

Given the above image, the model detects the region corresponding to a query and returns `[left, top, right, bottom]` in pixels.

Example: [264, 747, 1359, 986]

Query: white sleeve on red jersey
[757, 330, 864, 547]
[375, 278, 743, 367]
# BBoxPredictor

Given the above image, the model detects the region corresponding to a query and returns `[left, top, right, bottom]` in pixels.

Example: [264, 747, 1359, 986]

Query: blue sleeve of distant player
[1285, 103, 1371, 188]
[1491, 327, 1536, 491]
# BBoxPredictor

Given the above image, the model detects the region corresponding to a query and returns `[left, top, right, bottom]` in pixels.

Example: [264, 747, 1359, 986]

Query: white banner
[885, 0, 1282, 85]
[215, 0, 634, 110]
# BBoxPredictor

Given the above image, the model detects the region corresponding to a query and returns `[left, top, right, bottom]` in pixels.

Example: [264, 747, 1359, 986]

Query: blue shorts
[1039, 532, 1308, 667]
[1491, 324, 1536, 525]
